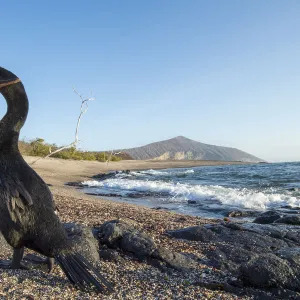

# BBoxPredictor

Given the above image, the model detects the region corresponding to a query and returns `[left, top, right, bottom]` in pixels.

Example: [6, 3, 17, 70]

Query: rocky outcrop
[3, 217, 300, 297]
[239, 254, 300, 290]
[96, 220, 197, 271]
[253, 210, 300, 225]
[253, 211, 282, 224]
[167, 222, 300, 294]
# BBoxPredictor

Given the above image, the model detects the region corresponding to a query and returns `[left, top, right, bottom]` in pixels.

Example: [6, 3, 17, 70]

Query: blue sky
[1, 1, 300, 162]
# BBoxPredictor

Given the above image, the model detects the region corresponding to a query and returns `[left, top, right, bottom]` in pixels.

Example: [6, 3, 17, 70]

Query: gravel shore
[0, 157, 253, 299]
[0, 192, 251, 300]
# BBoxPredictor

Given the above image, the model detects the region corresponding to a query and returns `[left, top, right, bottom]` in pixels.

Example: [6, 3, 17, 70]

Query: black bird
[0, 67, 112, 293]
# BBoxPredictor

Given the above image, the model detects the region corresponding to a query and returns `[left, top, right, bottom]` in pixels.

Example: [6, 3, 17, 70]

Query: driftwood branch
[30, 87, 94, 165]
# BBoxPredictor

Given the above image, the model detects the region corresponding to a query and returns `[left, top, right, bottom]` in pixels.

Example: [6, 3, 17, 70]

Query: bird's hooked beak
[0, 78, 21, 89]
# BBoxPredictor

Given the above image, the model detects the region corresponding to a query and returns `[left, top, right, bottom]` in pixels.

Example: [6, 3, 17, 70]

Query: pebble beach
[0, 157, 255, 299]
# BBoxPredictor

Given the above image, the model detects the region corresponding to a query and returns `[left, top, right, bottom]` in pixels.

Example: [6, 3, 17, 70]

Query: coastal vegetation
[19, 138, 125, 162]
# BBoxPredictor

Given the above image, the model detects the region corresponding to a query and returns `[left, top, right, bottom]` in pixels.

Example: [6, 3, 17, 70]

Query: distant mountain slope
[121, 136, 264, 162]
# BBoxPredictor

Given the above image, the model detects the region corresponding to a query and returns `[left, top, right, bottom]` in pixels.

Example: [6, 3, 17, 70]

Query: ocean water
[82, 162, 300, 219]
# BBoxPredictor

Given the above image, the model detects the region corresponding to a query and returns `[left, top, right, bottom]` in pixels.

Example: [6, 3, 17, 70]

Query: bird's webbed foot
[23, 254, 55, 273]
[0, 260, 13, 269]
[0, 247, 30, 270]
[0, 250, 55, 273]
[0, 260, 30, 270]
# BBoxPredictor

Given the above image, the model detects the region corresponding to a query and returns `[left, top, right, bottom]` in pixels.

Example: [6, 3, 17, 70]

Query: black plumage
[0, 67, 112, 293]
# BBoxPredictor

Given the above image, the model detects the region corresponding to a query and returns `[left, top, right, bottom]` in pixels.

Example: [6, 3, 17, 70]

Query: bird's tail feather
[55, 252, 113, 293]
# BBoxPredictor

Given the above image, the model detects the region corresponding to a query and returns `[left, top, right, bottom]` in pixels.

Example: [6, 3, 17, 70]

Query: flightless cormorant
[0, 67, 112, 293]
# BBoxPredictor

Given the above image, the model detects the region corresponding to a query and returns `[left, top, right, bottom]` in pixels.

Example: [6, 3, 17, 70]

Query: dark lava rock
[187, 200, 197, 204]
[276, 248, 300, 271]
[65, 182, 84, 188]
[287, 188, 300, 192]
[92, 170, 131, 180]
[168, 223, 291, 252]
[166, 225, 216, 242]
[99, 248, 124, 263]
[92, 171, 117, 180]
[204, 243, 256, 272]
[97, 220, 196, 271]
[64, 223, 100, 265]
[151, 206, 169, 210]
[120, 230, 157, 258]
[222, 221, 243, 231]
[282, 210, 300, 215]
[97, 220, 156, 259]
[97, 220, 136, 247]
[127, 193, 145, 199]
[274, 215, 300, 225]
[227, 210, 258, 218]
[153, 247, 197, 271]
[253, 211, 281, 224]
[86, 192, 122, 197]
[168, 222, 300, 293]
[239, 254, 300, 290]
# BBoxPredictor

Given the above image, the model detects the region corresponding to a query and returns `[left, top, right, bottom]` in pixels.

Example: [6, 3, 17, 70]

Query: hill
[121, 136, 264, 162]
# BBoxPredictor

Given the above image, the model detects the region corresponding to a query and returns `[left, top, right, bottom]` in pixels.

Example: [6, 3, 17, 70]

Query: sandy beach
[24, 156, 251, 188]
[0, 157, 252, 299]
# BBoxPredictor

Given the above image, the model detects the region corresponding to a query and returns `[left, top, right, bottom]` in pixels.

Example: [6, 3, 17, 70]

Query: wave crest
[82, 178, 300, 211]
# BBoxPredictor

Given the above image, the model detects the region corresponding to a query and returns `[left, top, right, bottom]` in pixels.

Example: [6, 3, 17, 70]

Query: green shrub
[29, 138, 52, 157]
[95, 152, 106, 162]
[110, 155, 122, 161]
[19, 138, 123, 162]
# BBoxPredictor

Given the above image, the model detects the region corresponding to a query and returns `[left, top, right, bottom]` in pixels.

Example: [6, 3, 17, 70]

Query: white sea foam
[131, 169, 194, 177]
[82, 178, 300, 210]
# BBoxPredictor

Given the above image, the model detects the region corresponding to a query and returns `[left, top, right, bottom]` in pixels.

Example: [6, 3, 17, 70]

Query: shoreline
[25, 155, 253, 220]
[1, 157, 298, 298]
[26, 155, 261, 220]
[0, 156, 259, 299]
[24, 155, 254, 187]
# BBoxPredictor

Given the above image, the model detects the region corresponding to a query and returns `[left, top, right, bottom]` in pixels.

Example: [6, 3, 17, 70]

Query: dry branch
[30, 87, 94, 165]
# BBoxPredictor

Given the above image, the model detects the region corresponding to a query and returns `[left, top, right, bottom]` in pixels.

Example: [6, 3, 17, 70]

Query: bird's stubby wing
[0, 175, 33, 224]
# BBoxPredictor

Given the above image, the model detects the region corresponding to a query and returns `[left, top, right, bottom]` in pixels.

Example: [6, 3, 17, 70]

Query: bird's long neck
[0, 81, 29, 153]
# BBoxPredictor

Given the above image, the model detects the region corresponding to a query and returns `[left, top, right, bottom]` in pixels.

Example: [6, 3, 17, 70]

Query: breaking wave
[81, 162, 300, 218]
[82, 178, 300, 211]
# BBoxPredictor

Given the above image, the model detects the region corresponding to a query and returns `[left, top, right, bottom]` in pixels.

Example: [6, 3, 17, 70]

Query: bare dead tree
[30, 87, 94, 165]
